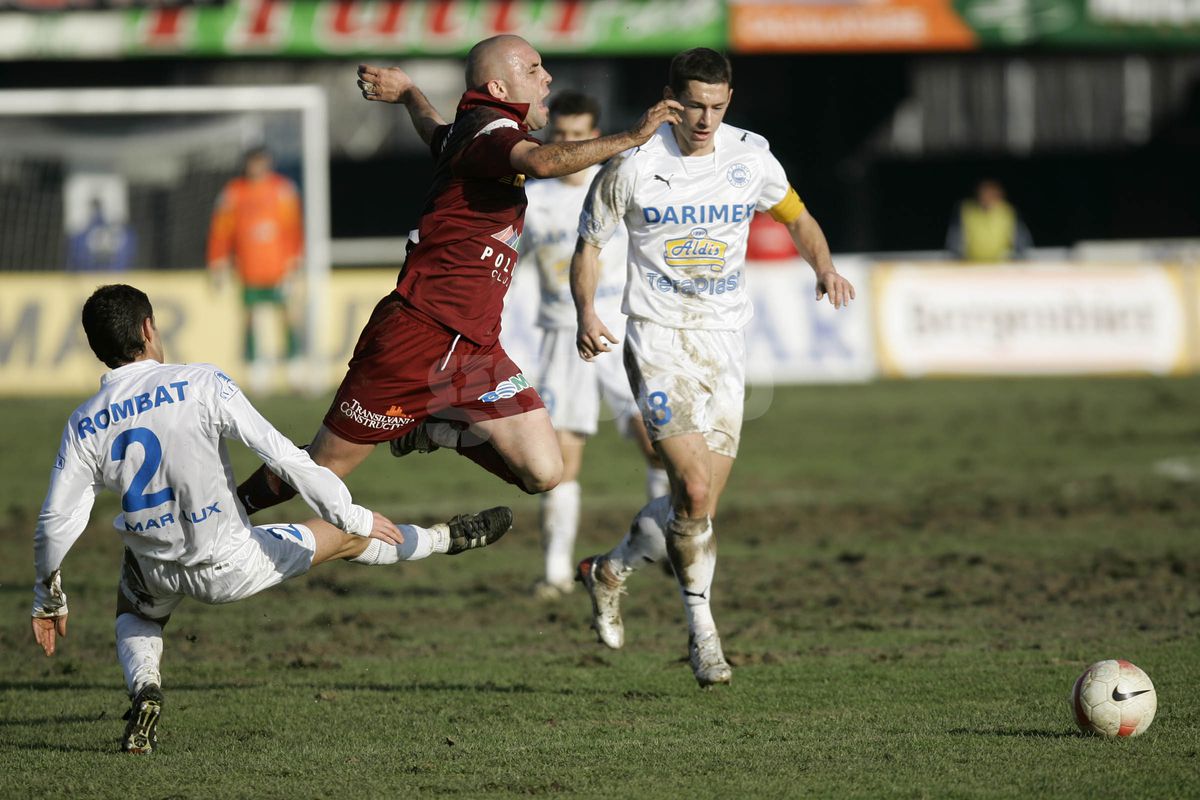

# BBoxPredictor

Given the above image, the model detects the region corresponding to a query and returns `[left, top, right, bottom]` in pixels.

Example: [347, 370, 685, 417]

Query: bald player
[237, 36, 683, 519]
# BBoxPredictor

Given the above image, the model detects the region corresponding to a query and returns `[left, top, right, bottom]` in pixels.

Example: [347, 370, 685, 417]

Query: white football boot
[576, 556, 625, 649]
[688, 630, 732, 688]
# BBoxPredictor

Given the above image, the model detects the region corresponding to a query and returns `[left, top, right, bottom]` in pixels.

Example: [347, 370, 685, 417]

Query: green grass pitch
[1, 377, 1198, 798]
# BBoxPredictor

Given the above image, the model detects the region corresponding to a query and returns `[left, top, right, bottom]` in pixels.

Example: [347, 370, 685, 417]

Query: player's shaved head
[463, 34, 553, 129]
[465, 35, 529, 89]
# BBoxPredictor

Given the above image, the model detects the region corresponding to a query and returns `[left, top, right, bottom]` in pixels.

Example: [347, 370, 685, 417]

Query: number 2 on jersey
[111, 427, 176, 512]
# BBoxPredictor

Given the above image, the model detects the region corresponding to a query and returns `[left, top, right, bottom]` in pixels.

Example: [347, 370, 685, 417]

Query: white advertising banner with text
[874, 263, 1190, 377]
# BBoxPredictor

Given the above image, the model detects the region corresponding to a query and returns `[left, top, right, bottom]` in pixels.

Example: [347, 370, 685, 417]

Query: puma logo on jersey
[653, 174, 673, 189]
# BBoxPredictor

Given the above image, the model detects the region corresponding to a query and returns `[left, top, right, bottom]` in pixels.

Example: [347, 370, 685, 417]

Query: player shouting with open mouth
[237, 35, 682, 520]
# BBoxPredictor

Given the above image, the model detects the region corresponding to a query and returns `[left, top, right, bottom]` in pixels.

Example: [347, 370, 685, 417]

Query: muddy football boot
[446, 506, 514, 554]
[121, 684, 164, 754]
[689, 630, 732, 688]
[576, 556, 625, 649]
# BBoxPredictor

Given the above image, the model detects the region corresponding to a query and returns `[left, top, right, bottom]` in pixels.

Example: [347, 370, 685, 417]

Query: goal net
[0, 86, 330, 394]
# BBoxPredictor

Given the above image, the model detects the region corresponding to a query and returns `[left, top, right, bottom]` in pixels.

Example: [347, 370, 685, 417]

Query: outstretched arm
[215, 372, 402, 544]
[357, 64, 446, 147]
[785, 208, 855, 309]
[510, 99, 682, 179]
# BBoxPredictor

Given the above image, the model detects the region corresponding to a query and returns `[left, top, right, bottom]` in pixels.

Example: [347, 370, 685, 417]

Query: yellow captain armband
[768, 186, 805, 224]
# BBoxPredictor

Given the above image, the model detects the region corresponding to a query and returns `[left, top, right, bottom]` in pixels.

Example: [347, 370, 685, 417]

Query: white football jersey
[33, 359, 372, 612]
[521, 166, 628, 330]
[579, 123, 790, 331]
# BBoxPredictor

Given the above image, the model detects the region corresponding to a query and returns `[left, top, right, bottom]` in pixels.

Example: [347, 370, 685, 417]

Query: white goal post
[0, 85, 330, 389]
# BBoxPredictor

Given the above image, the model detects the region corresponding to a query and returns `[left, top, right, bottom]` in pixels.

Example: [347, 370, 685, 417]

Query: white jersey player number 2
[112, 428, 175, 513]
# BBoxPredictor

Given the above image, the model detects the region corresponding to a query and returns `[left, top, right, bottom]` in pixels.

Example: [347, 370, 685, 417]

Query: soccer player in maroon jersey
[237, 35, 681, 514]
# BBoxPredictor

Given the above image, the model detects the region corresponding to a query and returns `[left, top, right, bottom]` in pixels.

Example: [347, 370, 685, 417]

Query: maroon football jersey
[395, 90, 542, 345]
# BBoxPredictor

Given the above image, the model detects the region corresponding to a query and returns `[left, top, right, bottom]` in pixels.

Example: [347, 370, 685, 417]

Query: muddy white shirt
[521, 167, 628, 330]
[578, 123, 790, 331]
[33, 359, 372, 614]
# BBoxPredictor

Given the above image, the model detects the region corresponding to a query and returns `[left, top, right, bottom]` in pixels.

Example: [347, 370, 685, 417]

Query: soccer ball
[1071, 659, 1157, 737]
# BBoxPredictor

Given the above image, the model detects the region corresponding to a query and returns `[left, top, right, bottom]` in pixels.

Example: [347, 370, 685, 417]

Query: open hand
[32, 614, 67, 657]
[369, 511, 404, 545]
[815, 270, 855, 309]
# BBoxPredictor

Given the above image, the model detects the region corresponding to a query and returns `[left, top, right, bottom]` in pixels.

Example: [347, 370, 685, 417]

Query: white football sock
[605, 495, 671, 581]
[666, 513, 718, 635]
[115, 612, 163, 697]
[349, 524, 447, 564]
[645, 467, 670, 501]
[540, 480, 581, 586]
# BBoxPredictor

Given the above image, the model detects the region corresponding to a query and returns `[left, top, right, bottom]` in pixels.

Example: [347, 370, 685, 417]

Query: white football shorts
[623, 318, 746, 458]
[118, 522, 317, 620]
[537, 327, 639, 437]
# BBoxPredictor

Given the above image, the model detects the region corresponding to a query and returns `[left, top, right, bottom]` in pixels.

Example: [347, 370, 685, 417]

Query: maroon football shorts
[323, 293, 544, 445]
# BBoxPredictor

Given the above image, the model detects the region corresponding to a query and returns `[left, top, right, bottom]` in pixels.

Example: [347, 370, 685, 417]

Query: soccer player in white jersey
[571, 49, 855, 687]
[520, 91, 670, 599]
[30, 284, 513, 753]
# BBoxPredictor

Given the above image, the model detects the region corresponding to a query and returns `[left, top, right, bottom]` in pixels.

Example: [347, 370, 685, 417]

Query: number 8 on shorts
[646, 391, 673, 425]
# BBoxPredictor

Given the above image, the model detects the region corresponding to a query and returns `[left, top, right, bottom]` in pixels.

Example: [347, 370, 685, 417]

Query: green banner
[5, 0, 1198, 58]
[955, 0, 1200, 48]
[0, 0, 724, 59]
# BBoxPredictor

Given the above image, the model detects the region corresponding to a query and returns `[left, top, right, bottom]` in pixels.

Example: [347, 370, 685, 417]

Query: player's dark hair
[81, 284, 154, 369]
[549, 91, 601, 128]
[668, 48, 732, 96]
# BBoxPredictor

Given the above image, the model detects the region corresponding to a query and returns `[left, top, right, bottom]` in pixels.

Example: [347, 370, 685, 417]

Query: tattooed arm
[510, 99, 682, 179]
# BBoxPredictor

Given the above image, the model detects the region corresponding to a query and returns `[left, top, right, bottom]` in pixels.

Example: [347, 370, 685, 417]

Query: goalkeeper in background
[207, 146, 304, 394]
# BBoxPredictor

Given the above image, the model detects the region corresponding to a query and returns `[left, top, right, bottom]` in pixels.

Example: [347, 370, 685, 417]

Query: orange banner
[730, 0, 977, 53]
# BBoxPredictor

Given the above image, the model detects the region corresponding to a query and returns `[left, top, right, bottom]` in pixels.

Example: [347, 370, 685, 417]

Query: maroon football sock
[237, 464, 298, 513]
[454, 440, 531, 493]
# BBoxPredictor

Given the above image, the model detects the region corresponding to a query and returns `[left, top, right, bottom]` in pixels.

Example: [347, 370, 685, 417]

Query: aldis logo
[478, 373, 533, 403]
[663, 228, 728, 272]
